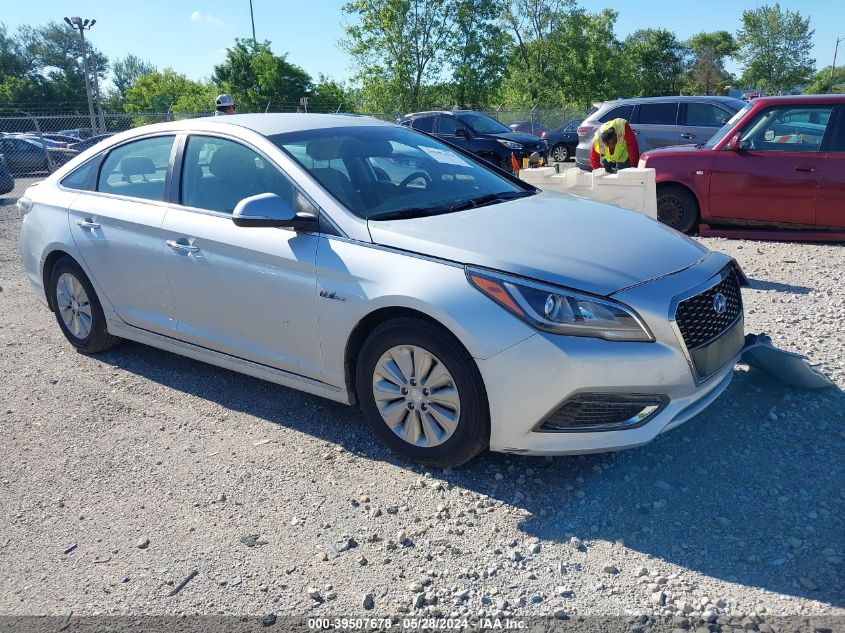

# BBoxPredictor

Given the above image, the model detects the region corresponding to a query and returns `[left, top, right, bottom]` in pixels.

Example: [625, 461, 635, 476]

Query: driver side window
[740, 106, 833, 152]
[181, 135, 309, 214]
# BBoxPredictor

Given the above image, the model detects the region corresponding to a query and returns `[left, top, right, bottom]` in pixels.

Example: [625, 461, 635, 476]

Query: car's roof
[598, 95, 745, 107]
[402, 110, 489, 119]
[125, 113, 395, 138]
[748, 94, 845, 106]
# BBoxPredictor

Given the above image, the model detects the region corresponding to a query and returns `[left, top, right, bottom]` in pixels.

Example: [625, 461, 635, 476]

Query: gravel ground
[1, 182, 843, 625]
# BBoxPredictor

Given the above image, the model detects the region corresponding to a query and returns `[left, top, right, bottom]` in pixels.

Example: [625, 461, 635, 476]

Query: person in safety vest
[589, 118, 639, 173]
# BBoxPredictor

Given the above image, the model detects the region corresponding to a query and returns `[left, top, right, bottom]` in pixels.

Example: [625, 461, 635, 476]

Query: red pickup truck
[641, 94, 845, 239]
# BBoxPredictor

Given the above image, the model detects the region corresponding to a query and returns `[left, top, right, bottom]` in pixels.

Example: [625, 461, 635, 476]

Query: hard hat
[216, 94, 235, 108]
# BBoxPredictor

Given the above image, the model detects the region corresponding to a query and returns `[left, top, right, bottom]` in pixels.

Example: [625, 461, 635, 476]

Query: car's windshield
[459, 114, 512, 135]
[703, 103, 751, 149]
[271, 125, 531, 220]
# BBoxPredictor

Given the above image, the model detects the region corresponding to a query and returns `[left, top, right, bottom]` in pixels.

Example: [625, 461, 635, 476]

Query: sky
[2, 0, 842, 92]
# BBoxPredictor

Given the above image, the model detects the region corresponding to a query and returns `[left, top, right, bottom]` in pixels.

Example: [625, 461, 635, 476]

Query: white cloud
[190, 10, 223, 26]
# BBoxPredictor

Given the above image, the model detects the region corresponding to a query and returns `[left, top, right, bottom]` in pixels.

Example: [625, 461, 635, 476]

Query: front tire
[49, 257, 121, 354]
[657, 185, 700, 234]
[356, 317, 490, 468]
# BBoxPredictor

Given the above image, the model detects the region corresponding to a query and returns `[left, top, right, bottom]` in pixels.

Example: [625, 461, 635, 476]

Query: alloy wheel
[371, 345, 461, 447]
[56, 272, 93, 340]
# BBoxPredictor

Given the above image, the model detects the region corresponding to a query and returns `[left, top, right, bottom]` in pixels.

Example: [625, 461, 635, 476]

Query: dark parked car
[400, 110, 548, 170]
[68, 133, 115, 152]
[0, 137, 77, 176]
[641, 94, 845, 235]
[508, 120, 548, 137]
[57, 128, 94, 140]
[575, 96, 746, 170]
[0, 154, 14, 196]
[545, 120, 581, 162]
[42, 134, 84, 146]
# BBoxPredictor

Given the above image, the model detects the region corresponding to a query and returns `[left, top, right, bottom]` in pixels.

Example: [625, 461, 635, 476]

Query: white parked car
[18, 114, 747, 467]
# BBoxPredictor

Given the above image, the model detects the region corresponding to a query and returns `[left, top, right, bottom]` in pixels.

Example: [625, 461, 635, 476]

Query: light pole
[64, 16, 104, 134]
[249, 0, 256, 41]
[832, 37, 844, 87]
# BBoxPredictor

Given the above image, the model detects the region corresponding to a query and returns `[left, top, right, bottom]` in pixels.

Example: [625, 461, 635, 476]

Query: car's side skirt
[106, 318, 355, 406]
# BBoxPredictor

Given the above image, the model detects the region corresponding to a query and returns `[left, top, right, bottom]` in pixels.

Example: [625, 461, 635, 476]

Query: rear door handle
[76, 218, 100, 229]
[795, 166, 815, 173]
[166, 239, 199, 253]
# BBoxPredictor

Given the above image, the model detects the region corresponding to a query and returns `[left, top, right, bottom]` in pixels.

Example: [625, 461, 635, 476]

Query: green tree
[308, 74, 354, 112]
[0, 21, 108, 112]
[342, 0, 456, 112]
[123, 69, 216, 115]
[803, 66, 845, 95]
[213, 39, 312, 112]
[737, 3, 815, 94]
[448, 0, 507, 108]
[499, 0, 574, 106]
[683, 31, 737, 95]
[624, 29, 689, 96]
[112, 54, 156, 101]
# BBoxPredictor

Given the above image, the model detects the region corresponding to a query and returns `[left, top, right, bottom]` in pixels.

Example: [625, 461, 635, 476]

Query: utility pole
[89, 43, 107, 134]
[64, 16, 97, 134]
[249, 0, 256, 41]
[832, 37, 844, 88]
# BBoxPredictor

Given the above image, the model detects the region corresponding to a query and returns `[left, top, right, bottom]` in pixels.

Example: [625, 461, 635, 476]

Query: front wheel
[551, 144, 570, 162]
[657, 185, 700, 234]
[50, 257, 121, 354]
[356, 317, 490, 468]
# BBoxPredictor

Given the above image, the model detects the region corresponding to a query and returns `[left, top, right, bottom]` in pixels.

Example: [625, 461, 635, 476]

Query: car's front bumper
[476, 253, 742, 455]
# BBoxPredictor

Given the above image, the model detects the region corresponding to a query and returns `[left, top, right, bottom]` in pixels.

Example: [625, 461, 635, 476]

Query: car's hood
[368, 191, 709, 296]
[492, 131, 543, 144]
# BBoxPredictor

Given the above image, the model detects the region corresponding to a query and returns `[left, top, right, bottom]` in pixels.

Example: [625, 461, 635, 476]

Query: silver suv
[575, 96, 746, 170]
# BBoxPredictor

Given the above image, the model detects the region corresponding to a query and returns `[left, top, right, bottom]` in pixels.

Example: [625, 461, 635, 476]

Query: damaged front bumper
[740, 333, 836, 389]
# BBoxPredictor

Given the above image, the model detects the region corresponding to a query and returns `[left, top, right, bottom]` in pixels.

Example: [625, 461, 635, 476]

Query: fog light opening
[537, 393, 668, 433]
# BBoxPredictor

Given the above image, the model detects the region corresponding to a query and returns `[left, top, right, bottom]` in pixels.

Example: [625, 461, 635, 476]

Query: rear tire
[657, 185, 699, 234]
[356, 317, 490, 468]
[49, 257, 121, 354]
[551, 144, 570, 162]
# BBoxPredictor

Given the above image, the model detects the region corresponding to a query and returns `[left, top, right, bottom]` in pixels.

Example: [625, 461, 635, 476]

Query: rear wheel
[657, 185, 700, 234]
[551, 144, 570, 162]
[356, 317, 489, 468]
[49, 257, 121, 354]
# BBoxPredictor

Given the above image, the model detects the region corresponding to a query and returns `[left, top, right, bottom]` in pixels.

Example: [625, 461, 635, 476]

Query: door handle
[795, 166, 815, 173]
[166, 239, 199, 253]
[680, 133, 695, 139]
[76, 218, 100, 229]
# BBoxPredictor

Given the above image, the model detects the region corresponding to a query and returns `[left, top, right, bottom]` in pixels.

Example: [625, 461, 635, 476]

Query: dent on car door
[161, 134, 322, 379]
[68, 134, 179, 334]
[817, 105, 845, 229]
[709, 105, 831, 227]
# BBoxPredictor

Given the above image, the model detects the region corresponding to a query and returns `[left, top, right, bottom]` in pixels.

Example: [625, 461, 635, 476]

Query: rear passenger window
[637, 102, 678, 125]
[599, 105, 634, 123]
[828, 109, 845, 152]
[411, 116, 435, 132]
[686, 103, 730, 127]
[97, 136, 174, 201]
[437, 116, 463, 135]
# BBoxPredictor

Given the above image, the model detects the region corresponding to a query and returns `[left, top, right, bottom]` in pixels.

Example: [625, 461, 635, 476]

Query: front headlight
[467, 268, 653, 342]
[497, 139, 523, 150]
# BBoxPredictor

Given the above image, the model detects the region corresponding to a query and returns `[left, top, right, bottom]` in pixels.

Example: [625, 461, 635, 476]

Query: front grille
[675, 269, 743, 350]
[538, 393, 667, 432]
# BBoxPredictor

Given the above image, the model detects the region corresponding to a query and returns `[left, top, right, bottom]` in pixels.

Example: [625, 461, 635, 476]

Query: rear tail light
[577, 126, 595, 137]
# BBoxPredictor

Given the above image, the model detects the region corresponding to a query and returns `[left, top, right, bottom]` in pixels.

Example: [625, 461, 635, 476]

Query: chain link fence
[0, 107, 588, 203]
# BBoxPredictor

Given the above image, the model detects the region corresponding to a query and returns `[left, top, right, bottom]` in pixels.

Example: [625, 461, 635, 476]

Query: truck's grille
[675, 268, 743, 350]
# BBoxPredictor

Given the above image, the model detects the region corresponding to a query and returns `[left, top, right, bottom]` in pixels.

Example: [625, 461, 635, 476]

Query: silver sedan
[18, 114, 746, 467]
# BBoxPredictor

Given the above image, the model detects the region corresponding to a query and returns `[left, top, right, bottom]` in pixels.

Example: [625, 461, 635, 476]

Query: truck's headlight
[467, 268, 653, 342]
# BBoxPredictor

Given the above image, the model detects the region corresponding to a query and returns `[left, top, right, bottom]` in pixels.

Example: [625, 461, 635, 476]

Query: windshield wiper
[368, 190, 535, 221]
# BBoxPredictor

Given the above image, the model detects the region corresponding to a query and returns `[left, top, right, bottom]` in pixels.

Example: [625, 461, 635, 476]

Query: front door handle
[680, 133, 695, 139]
[76, 218, 100, 229]
[166, 239, 199, 253]
[795, 166, 815, 173]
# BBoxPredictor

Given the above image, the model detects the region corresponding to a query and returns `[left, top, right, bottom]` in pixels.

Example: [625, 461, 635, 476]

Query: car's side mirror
[232, 192, 316, 230]
[724, 135, 741, 151]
